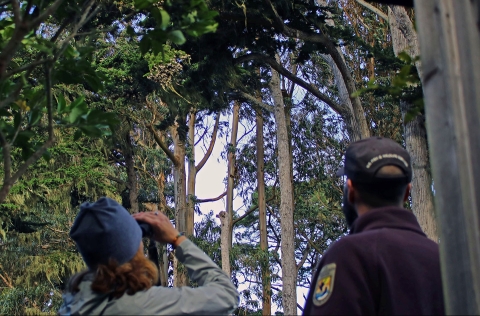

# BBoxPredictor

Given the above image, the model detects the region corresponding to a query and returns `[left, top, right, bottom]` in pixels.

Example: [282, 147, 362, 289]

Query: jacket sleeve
[302, 238, 378, 315]
[136, 239, 239, 315]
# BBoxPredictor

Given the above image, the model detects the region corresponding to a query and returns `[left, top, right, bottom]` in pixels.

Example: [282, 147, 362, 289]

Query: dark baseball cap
[336, 137, 412, 183]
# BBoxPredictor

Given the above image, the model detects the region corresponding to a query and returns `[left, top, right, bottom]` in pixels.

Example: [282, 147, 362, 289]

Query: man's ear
[404, 183, 412, 202]
[347, 179, 356, 204]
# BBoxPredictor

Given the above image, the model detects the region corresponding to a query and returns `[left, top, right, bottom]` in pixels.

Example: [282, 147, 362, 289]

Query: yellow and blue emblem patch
[313, 263, 336, 306]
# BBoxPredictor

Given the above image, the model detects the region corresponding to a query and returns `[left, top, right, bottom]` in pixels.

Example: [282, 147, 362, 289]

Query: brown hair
[66, 247, 159, 298]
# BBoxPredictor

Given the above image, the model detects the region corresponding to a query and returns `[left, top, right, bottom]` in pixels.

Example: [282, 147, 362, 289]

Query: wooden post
[414, 1, 480, 314]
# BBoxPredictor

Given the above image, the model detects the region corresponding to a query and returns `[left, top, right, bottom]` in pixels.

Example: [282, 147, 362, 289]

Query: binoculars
[138, 222, 153, 238]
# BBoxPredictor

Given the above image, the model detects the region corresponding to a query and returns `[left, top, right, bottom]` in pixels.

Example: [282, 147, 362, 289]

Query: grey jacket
[58, 240, 239, 315]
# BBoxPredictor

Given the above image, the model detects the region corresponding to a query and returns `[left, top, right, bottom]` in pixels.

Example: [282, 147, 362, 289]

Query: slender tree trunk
[316, 0, 368, 141]
[221, 101, 240, 276]
[155, 170, 169, 287]
[256, 105, 271, 315]
[320, 53, 362, 141]
[186, 112, 196, 237]
[269, 56, 297, 315]
[171, 121, 188, 286]
[388, 5, 438, 241]
[124, 131, 139, 213]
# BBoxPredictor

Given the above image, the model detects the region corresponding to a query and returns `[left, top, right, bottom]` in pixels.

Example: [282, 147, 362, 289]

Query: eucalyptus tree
[386, 5, 437, 240]
[335, 0, 437, 239]
[231, 89, 348, 313]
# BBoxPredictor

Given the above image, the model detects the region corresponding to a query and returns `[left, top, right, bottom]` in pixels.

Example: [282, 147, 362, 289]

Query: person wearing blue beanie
[69, 197, 143, 269]
[59, 197, 239, 315]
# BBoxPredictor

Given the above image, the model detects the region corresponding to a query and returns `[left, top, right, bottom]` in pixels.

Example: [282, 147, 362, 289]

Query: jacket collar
[350, 206, 426, 237]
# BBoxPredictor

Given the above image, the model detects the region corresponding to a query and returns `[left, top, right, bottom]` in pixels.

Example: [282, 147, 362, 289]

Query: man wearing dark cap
[303, 137, 445, 315]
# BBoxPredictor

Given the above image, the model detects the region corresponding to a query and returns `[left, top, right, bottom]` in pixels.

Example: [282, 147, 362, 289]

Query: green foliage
[133, 0, 218, 56]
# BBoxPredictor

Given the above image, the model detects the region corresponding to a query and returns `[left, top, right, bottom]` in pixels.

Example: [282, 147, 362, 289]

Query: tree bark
[415, 1, 480, 313]
[388, 5, 438, 241]
[317, 0, 367, 141]
[124, 131, 139, 213]
[269, 55, 297, 315]
[221, 101, 240, 276]
[256, 105, 271, 315]
[186, 112, 196, 237]
[319, 53, 361, 141]
[264, 0, 370, 139]
[171, 122, 188, 287]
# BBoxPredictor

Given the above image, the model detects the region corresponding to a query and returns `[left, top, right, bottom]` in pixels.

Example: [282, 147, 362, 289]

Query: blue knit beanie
[70, 197, 142, 269]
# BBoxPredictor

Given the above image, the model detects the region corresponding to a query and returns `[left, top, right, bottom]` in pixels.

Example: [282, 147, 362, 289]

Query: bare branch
[262, 0, 370, 138]
[232, 194, 277, 226]
[106, 175, 129, 188]
[266, 206, 323, 254]
[47, 227, 68, 234]
[296, 244, 311, 273]
[197, 190, 227, 203]
[235, 53, 344, 115]
[9, 113, 22, 145]
[147, 124, 179, 168]
[5, 58, 51, 78]
[356, 0, 388, 21]
[0, 272, 13, 288]
[196, 114, 220, 172]
[297, 303, 304, 312]
[232, 90, 274, 112]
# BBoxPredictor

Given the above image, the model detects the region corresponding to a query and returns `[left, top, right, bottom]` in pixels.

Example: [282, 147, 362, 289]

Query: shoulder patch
[312, 263, 336, 306]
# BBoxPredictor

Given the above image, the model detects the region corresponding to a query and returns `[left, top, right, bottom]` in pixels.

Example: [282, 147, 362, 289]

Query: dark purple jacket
[303, 207, 445, 315]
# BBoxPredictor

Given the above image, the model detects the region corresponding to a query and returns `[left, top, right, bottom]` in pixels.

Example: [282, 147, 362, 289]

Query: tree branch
[197, 191, 227, 203]
[262, 0, 370, 138]
[232, 90, 274, 112]
[11, 0, 22, 26]
[0, 272, 13, 288]
[356, 0, 389, 21]
[30, 0, 66, 28]
[296, 244, 310, 273]
[196, 114, 220, 172]
[53, 0, 98, 62]
[5, 58, 51, 78]
[297, 303, 304, 312]
[235, 53, 344, 115]
[106, 175, 129, 188]
[147, 124, 180, 168]
[266, 206, 323, 254]
[232, 194, 277, 226]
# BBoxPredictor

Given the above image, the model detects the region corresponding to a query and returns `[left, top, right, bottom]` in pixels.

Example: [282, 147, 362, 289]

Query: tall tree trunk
[388, 5, 438, 241]
[156, 171, 169, 287]
[256, 105, 271, 315]
[316, 0, 368, 141]
[221, 101, 240, 276]
[320, 53, 362, 141]
[187, 112, 196, 237]
[171, 121, 188, 286]
[269, 56, 297, 315]
[124, 131, 139, 213]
